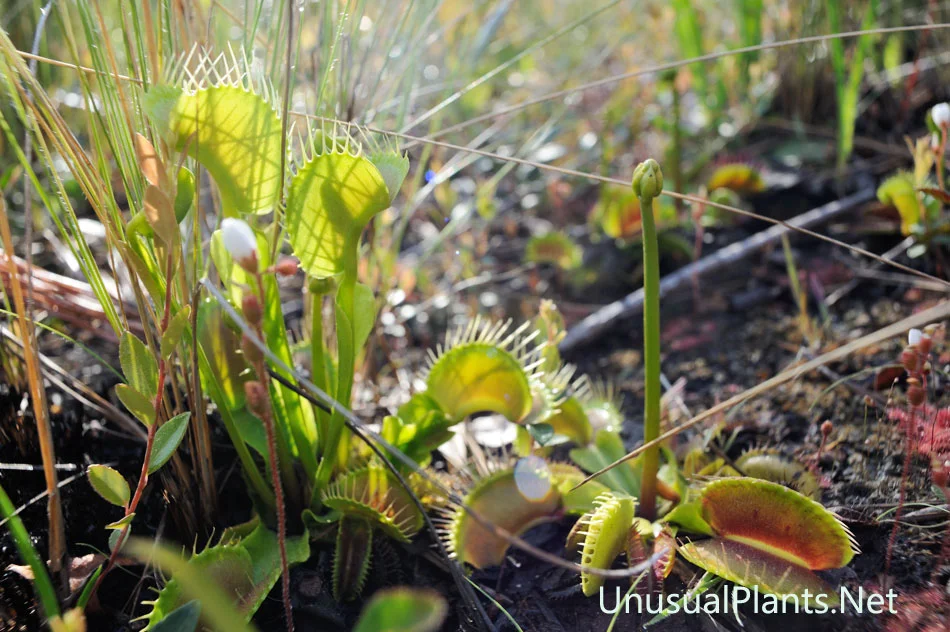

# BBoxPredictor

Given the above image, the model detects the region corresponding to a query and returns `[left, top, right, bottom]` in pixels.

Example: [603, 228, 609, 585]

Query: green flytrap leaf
[672, 478, 858, 602]
[148, 413, 191, 474]
[141, 523, 309, 631]
[322, 463, 424, 542]
[88, 465, 130, 507]
[525, 232, 583, 270]
[145, 85, 283, 217]
[197, 299, 249, 408]
[446, 466, 595, 569]
[576, 493, 636, 597]
[878, 172, 922, 236]
[351, 282, 377, 353]
[544, 396, 592, 445]
[369, 150, 410, 205]
[285, 150, 391, 278]
[678, 540, 839, 605]
[134, 541, 256, 632]
[353, 588, 448, 632]
[115, 383, 156, 426]
[120, 332, 158, 399]
[733, 449, 820, 499]
[698, 478, 856, 570]
[333, 516, 373, 601]
[422, 319, 537, 423]
[549, 463, 611, 515]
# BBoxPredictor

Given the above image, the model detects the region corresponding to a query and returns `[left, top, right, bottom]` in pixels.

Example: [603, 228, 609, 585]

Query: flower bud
[220, 218, 259, 272]
[933, 102, 950, 129]
[242, 293, 263, 327]
[919, 334, 933, 356]
[308, 276, 337, 295]
[909, 328, 923, 348]
[901, 347, 919, 373]
[244, 380, 268, 416]
[820, 420, 833, 437]
[274, 257, 299, 277]
[631, 159, 664, 200]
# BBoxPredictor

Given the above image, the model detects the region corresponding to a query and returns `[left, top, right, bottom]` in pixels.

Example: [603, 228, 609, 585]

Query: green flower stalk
[631, 159, 664, 520]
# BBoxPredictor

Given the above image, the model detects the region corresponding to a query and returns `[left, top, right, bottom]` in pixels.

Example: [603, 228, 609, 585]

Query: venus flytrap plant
[131, 52, 427, 626]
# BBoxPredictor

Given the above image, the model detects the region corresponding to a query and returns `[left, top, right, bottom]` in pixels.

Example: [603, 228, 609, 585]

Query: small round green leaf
[106, 513, 136, 530]
[148, 413, 191, 474]
[109, 527, 130, 553]
[115, 384, 156, 427]
[88, 465, 130, 507]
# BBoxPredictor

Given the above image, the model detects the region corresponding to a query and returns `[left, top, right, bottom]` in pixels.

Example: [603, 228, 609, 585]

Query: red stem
[938, 128, 947, 193]
[885, 405, 916, 582]
[933, 488, 950, 582]
[251, 272, 294, 632]
[89, 252, 175, 600]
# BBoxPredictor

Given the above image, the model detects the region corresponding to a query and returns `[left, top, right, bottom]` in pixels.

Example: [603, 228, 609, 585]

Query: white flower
[933, 103, 950, 128]
[220, 218, 258, 270]
[909, 328, 923, 347]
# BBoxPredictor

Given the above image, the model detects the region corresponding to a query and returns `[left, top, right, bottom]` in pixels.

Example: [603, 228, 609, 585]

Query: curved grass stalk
[0, 199, 66, 583]
[0, 482, 61, 622]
